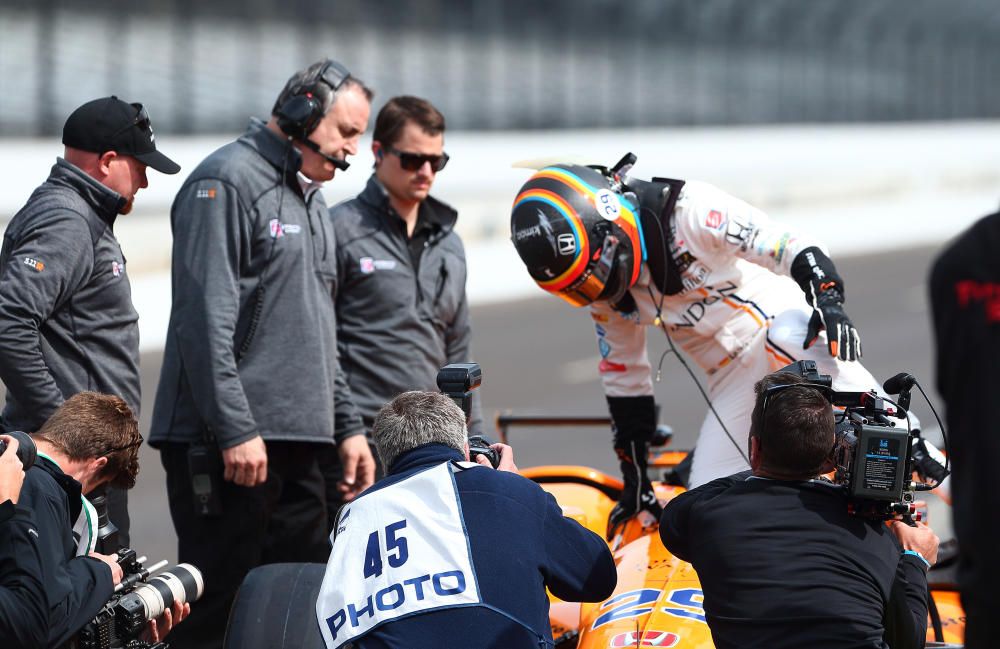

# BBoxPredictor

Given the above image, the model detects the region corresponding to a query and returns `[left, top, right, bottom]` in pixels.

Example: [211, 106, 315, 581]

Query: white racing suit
[591, 180, 880, 488]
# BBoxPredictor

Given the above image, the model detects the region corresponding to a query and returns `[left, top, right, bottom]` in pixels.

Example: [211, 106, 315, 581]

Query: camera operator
[316, 391, 617, 649]
[18, 393, 188, 648]
[1, 434, 47, 648]
[659, 370, 938, 649]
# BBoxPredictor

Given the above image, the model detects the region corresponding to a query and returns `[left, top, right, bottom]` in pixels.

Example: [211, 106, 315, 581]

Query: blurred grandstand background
[1, 0, 994, 562]
[2, 0, 999, 136]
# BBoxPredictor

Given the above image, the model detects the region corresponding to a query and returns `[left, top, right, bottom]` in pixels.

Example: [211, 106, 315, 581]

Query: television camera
[781, 360, 949, 520]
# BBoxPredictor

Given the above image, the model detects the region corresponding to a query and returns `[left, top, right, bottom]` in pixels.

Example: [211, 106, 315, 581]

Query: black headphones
[275, 59, 352, 141]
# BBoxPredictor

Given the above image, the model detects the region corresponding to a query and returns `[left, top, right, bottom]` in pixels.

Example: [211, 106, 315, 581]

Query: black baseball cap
[62, 96, 180, 175]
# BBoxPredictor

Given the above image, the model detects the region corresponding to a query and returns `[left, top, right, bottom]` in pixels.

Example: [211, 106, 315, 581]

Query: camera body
[436, 363, 499, 468]
[77, 548, 204, 649]
[782, 361, 915, 520]
[467, 435, 501, 469]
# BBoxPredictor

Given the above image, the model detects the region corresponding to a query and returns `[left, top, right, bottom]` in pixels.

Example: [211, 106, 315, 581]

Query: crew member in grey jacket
[0, 96, 180, 546]
[327, 96, 479, 522]
[149, 59, 375, 649]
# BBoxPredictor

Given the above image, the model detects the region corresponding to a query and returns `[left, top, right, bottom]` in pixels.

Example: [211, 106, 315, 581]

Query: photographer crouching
[315, 390, 617, 649]
[1, 432, 47, 647]
[660, 369, 939, 649]
[17, 392, 190, 648]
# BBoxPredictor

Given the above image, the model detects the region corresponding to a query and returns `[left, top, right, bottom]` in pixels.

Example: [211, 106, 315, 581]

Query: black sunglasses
[385, 146, 450, 172]
[109, 103, 151, 141]
[103, 433, 144, 456]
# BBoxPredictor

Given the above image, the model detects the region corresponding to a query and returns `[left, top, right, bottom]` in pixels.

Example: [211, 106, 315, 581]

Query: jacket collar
[34, 454, 84, 523]
[357, 174, 458, 234]
[50, 158, 127, 227]
[239, 118, 304, 188]
[386, 443, 465, 477]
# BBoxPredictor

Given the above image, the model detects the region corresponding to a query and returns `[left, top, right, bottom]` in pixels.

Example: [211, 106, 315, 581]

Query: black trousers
[160, 441, 331, 649]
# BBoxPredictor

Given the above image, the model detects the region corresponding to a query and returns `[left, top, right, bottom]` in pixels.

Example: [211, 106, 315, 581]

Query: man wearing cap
[0, 96, 179, 546]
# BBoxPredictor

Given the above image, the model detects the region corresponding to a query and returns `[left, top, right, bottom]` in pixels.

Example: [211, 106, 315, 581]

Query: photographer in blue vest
[316, 391, 616, 649]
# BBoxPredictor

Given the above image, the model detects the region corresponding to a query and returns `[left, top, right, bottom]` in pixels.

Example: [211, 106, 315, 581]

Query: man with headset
[0, 96, 180, 546]
[659, 369, 938, 649]
[509, 158, 882, 536]
[150, 58, 375, 649]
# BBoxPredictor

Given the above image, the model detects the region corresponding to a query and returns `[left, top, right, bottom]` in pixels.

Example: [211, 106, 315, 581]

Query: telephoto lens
[116, 564, 205, 634]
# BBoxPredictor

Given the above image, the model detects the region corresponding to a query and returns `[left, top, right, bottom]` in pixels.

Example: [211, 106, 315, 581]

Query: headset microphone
[300, 137, 350, 171]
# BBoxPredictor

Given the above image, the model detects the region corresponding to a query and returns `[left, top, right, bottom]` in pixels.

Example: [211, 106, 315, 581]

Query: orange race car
[498, 413, 965, 649]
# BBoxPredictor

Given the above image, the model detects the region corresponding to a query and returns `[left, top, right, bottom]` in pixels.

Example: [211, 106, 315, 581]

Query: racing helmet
[510, 164, 646, 307]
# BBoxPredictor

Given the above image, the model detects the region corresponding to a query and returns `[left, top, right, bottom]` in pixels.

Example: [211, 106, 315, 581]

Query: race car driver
[510, 155, 881, 535]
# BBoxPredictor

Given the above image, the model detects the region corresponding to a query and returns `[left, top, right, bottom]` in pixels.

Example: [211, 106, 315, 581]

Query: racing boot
[607, 440, 663, 540]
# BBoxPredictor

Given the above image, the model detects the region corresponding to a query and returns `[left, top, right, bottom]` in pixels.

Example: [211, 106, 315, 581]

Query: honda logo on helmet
[557, 233, 576, 256]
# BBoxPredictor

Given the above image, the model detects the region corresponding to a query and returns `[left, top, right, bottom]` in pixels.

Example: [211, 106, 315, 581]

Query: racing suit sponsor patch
[599, 358, 627, 373]
[724, 217, 757, 251]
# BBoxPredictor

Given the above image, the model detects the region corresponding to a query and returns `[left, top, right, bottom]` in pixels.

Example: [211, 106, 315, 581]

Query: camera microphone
[882, 372, 916, 395]
[300, 137, 350, 170]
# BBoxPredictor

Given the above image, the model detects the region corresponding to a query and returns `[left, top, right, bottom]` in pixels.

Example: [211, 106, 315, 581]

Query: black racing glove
[606, 396, 663, 539]
[791, 247, 862, 361]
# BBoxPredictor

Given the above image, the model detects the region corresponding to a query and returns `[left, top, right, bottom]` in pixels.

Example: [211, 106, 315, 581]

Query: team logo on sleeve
[705, 210, 724, 229]
[195, 188, 217, 199]
[111, 261, 124, 277]
[22, 257, 45, 272]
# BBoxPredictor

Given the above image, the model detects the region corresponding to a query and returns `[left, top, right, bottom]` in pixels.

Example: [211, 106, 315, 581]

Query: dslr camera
[77, 549, 204, 649]
[77, 490, 204, 649]
[780, 360, 947, 520]
[436, 362, 499, 469]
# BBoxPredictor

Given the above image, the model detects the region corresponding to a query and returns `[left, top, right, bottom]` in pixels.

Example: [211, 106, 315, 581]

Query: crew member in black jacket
[929, 208, 1000, 649]
[0, 434, 47, 649]
[660, 370, 938, 649]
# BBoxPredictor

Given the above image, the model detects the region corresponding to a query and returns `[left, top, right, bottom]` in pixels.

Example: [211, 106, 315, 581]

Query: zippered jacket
[0, 159, 138, 432]
[150, 119, 363, 449]
[320, 443, 616, 648]
[331, 176, 481, 433]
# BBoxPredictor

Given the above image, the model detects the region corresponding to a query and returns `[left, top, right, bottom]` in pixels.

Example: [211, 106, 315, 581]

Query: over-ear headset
[275, 59, 352, 141]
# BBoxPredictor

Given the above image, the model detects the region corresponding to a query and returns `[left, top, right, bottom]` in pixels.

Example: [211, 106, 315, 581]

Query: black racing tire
[224, 563, 328, 649]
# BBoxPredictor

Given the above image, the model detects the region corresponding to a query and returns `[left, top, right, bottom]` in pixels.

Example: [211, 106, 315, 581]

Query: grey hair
[372, 391, 467, 470]
[271, 60, 373, 117]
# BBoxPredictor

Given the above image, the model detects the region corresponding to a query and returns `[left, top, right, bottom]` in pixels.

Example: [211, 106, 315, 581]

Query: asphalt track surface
[115, 244, 948, 566]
